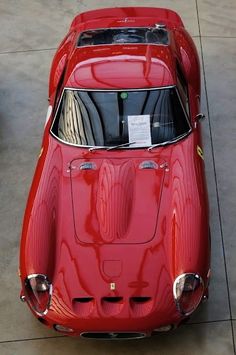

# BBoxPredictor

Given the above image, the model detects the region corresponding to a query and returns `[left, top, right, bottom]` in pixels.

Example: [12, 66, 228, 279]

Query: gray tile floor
[0, 0, 235, 354]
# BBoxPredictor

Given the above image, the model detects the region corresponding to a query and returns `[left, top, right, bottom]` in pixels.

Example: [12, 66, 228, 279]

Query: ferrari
[19, 7, 210, 339]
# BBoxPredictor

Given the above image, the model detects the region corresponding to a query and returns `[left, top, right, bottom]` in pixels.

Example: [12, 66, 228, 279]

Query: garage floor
[0, 0, 236, 354]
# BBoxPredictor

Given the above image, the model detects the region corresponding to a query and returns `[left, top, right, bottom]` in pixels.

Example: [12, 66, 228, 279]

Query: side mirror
[195, 113, 206, 121]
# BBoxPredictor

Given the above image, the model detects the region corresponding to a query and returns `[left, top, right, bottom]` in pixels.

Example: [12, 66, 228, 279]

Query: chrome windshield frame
[50, 86, 192, 150]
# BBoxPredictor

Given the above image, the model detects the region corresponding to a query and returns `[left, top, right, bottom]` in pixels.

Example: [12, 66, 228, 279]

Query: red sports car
[19, 7, 210, 339]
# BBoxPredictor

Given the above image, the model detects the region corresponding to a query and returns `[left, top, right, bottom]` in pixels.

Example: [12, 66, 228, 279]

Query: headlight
[173, 273, 204, 316]
[24, 274, 52, 315]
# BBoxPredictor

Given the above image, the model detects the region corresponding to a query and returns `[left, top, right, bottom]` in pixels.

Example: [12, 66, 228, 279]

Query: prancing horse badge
[110, 282, 116, 290]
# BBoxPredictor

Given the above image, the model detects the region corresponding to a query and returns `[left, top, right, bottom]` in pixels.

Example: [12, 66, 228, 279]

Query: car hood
[21, 135, 210, 330]
[70, 157, 166, 244]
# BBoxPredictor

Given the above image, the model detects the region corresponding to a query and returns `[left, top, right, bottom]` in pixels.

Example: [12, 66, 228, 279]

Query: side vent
[101, 297, 124, 316]
[130, 297, 153, 317]
[72, 297, 94, 317]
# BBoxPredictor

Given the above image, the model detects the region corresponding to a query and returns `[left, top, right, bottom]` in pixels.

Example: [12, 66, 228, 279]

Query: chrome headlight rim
[24, 273, 53, 316]
[173, 273, 204, 316]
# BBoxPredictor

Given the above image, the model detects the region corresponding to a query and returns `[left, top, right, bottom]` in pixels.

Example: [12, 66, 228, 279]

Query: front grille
[80, 332, 147, 340]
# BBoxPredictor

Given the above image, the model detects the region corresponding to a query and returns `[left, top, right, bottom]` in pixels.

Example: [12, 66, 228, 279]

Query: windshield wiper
[148, 143, 163, 151]
[106, 141, 137, 151]
[89, 141, 136, 152]
[147, 133, 189, 151]
[89, 146, 107, 152]
[147, 141, 171, 151]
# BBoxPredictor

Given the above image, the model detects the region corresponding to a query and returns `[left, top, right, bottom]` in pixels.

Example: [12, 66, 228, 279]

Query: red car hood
[70, 157, 166, 244]
[21, 136, 210, 331]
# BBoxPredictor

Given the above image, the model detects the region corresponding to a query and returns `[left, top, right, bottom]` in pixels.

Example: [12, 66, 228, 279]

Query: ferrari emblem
[197, 145, 204, 160]
[110, 282, 116, 290]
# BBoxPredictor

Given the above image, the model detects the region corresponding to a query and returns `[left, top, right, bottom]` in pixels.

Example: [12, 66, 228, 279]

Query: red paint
[20, 7, 210, 337]
[65, 45, 175, 89]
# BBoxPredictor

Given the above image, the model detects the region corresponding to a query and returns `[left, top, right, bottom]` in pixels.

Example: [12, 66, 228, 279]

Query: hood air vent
[130, 296, 151, 303]
[74, 297, 94, 303]
[130, 297, 153, 317]
[101, 297, 124, 316]
[72, 297, 94, 317]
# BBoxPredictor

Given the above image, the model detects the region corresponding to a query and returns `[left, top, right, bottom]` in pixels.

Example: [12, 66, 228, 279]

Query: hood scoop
[70, 158, 165, 244]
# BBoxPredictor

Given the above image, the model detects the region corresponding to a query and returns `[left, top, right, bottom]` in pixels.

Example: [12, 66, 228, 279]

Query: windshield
[51, 88, 191, 148]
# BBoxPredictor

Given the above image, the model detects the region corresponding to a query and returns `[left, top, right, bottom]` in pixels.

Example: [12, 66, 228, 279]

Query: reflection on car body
[51, 87, 191, 148]
[19, 7, 210, 339]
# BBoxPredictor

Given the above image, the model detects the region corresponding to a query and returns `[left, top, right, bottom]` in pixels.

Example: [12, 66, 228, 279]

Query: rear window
[77, 27, 169, 46]
[51, 88, 191, 148]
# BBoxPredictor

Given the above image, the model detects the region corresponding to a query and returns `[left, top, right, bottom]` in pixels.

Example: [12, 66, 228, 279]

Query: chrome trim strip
[25, 274, 53, 317]
[61, 85, 175, 92]
[27, 273, 48, 280]
[78, 26, 167, 33]
[173, 273, 204, 316]
[76, 43, 169, 49]
[175, 87, 191, 127]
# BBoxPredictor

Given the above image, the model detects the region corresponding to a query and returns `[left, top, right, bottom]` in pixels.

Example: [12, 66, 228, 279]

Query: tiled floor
[0, 0, 235, 354]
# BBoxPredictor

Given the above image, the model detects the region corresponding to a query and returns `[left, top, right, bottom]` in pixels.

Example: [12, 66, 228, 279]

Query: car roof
[65, 44, 176, 89]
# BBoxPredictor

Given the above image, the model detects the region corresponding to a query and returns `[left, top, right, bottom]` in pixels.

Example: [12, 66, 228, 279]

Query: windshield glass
[51, 88, 191, 148]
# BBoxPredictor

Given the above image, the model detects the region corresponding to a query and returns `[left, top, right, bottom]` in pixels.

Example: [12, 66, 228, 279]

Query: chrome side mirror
[195, 113, 206, 121]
